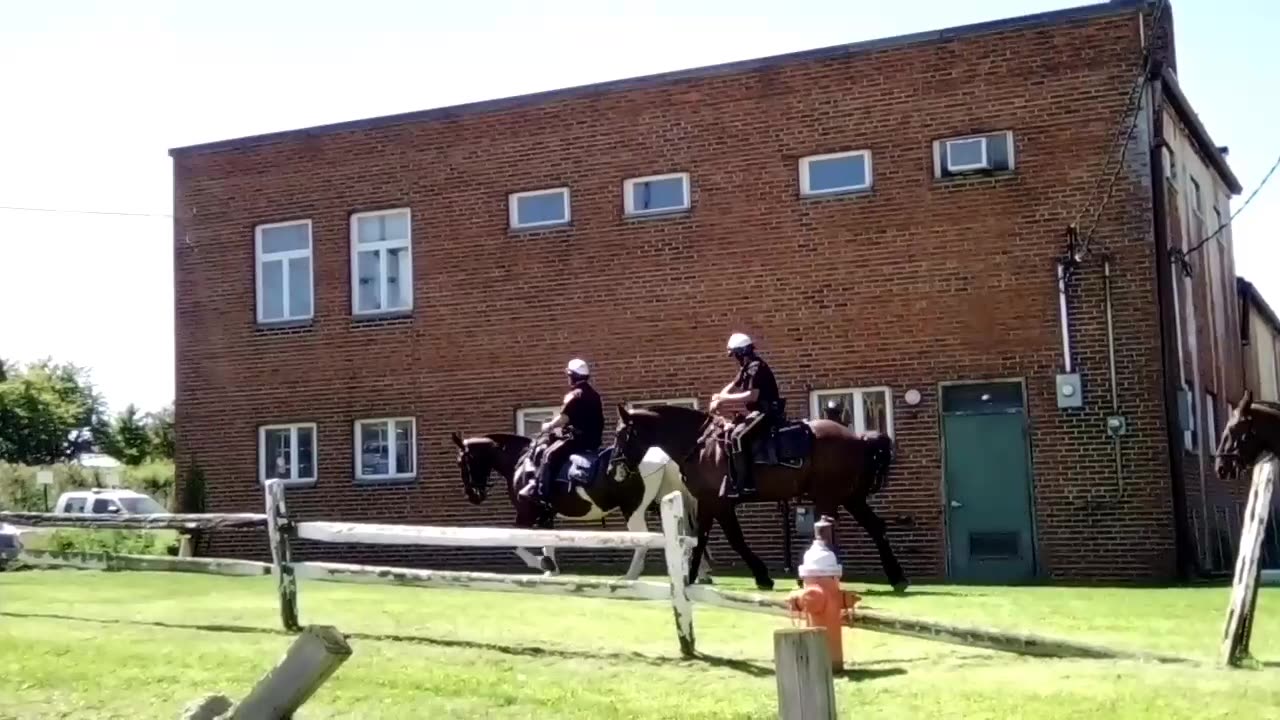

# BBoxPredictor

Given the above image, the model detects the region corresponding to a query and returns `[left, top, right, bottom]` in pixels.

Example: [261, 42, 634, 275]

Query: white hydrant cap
[798, 518, 843, 579]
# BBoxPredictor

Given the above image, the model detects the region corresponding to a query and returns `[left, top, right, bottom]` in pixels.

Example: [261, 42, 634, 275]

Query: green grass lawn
[1, 570, 1277, 719]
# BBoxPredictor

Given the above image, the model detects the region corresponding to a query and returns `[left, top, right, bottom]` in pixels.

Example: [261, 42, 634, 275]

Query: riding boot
[518, 466, 552, 506]
[728, 435, 757, 499]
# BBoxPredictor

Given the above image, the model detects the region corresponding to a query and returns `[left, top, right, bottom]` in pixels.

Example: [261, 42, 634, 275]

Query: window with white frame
[351, 208, 412, 315]
[627, 398, 699, 411]
[509, 187, 570, 229]
[623, 172, 690, 216]
[933, 131, 1015, 178]
[255, 220, 313, 323]
[516, 407, 559, 438]
[809, 388, 893, 437]
[355, 417, 416, 481]
[799, 150, 873, 197]
[259, 423, 317, 486]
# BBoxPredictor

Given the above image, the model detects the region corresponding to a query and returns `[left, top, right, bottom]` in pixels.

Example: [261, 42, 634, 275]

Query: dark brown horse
[1215, 390, 1280, 479]
[449, 431, 706, 581]
[607, 404, 907, 591]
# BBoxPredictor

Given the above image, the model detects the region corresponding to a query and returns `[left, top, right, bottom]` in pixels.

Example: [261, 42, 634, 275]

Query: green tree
[146, 404, 175, 461]
[98, 404, 154, 466]
[0, 359, 104, 464]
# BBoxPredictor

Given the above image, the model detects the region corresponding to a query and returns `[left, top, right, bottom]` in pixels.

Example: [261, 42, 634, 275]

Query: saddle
[517, 442, 613, 493]
[718, 399, 815, 470]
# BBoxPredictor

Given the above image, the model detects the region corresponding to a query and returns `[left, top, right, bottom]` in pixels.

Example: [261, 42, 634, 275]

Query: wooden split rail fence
[3, 480, 1182, 664]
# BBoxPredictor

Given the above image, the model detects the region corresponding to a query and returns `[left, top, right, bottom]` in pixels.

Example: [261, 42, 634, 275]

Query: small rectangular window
[944, 137, 989, 172]
[516, 407, 558, 438]
[809, 388, 893, 436]
[351, 208, 413, 316]
[934, 131, 1015, 179]
[509, 188, 570, 230]
[355, 417, 416, 482]
[255, 220, 314, 323]
[623, 173, 690, 216]
[259, 423, 318, 486]
[799, 150, 872, 197]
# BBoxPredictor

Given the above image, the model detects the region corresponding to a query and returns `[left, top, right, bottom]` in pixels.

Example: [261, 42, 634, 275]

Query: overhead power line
[1173, 148, 1280, 274]
[1071, 0, 1167, 260]
[0, 205, 172, 219]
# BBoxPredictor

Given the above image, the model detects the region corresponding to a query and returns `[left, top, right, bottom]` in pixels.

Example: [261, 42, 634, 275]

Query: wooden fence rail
[17, 549, 272, 577]
[294, 560, 673, 602]
[7, 479, 1189, 668]
[294, 520, 670, 550]
[0, 511, 268, 531]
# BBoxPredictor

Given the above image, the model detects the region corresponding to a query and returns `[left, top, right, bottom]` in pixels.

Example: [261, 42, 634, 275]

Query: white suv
[55, 489, 168, 515]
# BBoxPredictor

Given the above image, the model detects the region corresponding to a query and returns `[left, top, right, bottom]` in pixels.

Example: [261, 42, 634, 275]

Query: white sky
[1, 0, 1276, 413]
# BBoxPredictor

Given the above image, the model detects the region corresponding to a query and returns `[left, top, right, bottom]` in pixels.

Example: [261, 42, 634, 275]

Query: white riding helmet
[726, 333, 753, 355]
[565, 358, 590, 377]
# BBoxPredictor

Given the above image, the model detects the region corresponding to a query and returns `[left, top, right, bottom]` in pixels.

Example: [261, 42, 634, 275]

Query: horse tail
[865, 432, 895, 496]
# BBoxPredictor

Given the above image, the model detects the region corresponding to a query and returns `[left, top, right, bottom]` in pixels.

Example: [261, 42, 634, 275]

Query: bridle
[458, 447, 488, 502]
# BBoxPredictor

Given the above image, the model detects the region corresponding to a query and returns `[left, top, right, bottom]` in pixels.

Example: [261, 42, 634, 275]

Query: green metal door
[942, 382, 1037, 583]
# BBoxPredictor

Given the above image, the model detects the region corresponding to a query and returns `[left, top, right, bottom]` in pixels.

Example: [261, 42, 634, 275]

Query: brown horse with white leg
[607, 403, 907, 592]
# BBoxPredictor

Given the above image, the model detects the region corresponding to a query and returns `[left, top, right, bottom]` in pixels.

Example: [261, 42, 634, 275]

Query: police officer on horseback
[519, 358, 604, 506]
[710, 333, 782, 499]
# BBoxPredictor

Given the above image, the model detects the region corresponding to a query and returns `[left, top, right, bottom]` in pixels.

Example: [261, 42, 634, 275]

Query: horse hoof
[755, 578, 775, 592]
[539, 558, 558, 574]
[695, 576, 715, 585]
[892, 581, 909, 594]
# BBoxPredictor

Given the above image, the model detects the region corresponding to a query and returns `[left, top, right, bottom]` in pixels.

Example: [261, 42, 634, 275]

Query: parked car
[54, 488, 168, 515]
[0, 523, 23, 569]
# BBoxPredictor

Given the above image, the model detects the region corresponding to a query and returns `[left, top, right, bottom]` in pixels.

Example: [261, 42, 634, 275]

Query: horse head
[1215, 389, 1266, 480]
[451, 431, 491, 504]
[608, 403, 710, 482]
[608, 404, 650, 482]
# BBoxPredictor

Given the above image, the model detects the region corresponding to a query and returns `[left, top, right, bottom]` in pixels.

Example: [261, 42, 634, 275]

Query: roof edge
[170, 1, 1142, 158]
[1239, 277, 1280, 336]
[1160, 67, 1243, 194]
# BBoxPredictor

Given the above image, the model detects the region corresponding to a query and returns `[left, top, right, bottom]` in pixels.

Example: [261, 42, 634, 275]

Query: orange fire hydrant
[786, 515, 860, 670]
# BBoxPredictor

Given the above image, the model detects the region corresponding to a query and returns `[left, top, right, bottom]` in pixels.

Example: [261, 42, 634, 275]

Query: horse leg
[540, 546, 560, 576]
[515, 547, 543, 572]
[717, 506, 774, 591]
[687, 504, 715, 586]
[845, 497, 908, 592]
[622, 508, 649, 580]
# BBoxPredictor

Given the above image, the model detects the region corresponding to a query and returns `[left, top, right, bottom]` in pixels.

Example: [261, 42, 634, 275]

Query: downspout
[1148, 67, 1196, 579]
[1102, 256, 1124, 498]
[1057, 261, 1073, 373]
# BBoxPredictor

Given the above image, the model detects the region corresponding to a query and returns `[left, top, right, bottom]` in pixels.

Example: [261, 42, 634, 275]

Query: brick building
[170, 0, 1244, 582]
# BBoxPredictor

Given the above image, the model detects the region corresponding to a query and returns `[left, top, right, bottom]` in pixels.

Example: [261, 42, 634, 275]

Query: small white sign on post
[103, 470, 121, 488]
[36, 470, 54, 486]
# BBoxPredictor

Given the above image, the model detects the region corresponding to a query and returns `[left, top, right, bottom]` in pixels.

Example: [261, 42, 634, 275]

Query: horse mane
[481, 433, 532, 450]
[629, 404, 713, 434]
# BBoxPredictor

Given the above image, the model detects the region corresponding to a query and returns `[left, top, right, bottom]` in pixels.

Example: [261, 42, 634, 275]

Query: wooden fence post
[660, 491, 696, 657]
[179, 626, 352, 719]
[1220, 454, 1276, 667]
[230, 625, 352, 719]
[264, 479, 300, 633]
[774, 627, 837, 720]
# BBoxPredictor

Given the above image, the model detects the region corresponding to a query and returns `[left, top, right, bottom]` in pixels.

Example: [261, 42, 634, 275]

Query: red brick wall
[173, 7, 1183, 581]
